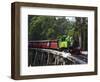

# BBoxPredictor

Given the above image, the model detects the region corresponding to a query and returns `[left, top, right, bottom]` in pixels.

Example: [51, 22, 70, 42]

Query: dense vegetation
[28, 15, 88, 50]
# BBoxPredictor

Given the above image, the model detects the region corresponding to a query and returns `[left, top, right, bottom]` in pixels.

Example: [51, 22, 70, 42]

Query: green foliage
[28, 15, 88, 50]
[28, 16, 75, 40]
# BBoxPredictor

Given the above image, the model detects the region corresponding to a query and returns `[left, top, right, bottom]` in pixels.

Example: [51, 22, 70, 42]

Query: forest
[28, 15, 88, 51]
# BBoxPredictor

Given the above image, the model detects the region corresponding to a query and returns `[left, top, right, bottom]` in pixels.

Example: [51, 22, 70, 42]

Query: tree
[75, 17, 88, 50]
[28, 15, 88, 50]
[28, 16, 72, 41]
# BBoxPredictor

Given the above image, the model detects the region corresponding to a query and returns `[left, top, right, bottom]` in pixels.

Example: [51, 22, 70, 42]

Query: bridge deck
[28, 48, 87, 66]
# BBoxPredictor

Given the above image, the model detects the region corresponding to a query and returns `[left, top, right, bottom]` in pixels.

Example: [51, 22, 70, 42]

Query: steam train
[28, 36, 82, 55]
[29, 35, 71, 49]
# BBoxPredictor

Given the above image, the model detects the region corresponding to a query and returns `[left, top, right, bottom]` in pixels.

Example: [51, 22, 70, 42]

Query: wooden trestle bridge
[28, 48, 88, 66]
